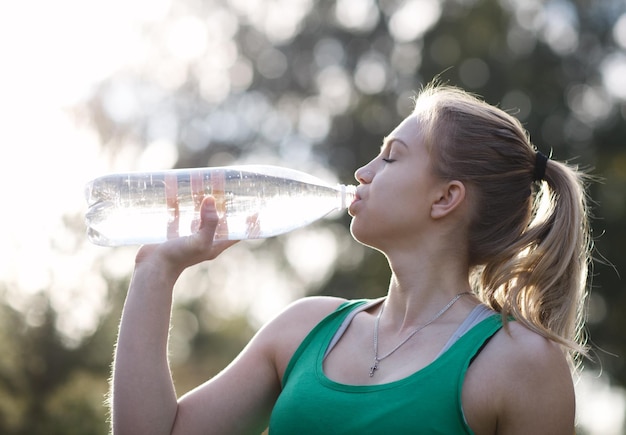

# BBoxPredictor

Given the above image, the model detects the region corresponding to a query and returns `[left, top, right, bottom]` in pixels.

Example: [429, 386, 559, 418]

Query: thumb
[189, 195, 223, 252]
[191, 196, 238, 258]
[198, 195, 220, 236]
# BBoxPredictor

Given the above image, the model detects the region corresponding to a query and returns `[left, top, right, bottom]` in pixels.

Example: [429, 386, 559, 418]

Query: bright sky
[0, 0, 135, 338]
[0, 1, 624, 433]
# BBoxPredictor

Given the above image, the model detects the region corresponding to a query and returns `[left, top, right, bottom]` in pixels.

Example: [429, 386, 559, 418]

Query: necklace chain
[369, 292, 472, 377]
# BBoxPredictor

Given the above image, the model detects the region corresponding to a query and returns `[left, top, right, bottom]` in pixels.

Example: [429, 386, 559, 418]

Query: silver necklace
[369, 292, 472, 377]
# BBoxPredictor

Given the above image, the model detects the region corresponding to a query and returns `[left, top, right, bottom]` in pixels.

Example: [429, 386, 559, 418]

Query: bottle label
[191, 171, 205, 233]
[211, 170, 227, 238]
[211, 170, 226, 215]
[165, 172, 179, 239]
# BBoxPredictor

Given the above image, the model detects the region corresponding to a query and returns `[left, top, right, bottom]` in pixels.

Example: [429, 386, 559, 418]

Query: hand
[135, 196, 239, 273]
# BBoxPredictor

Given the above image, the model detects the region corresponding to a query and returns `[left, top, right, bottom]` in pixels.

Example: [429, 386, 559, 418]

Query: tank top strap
[322, 300, 497, 363]
[323, 297, 384, 360]
[280, 299, 370, 387]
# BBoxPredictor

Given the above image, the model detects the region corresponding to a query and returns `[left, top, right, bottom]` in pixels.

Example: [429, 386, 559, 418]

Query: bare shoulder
[278, 295, 348, 322]
[268, 296, 348, 337]
[258, 296, 348, 377]
[464, 321, 575, 435]
[491, 321, 570, 370]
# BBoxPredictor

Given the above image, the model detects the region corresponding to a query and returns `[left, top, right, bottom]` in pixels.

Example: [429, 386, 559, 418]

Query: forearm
[110, 196, 237, 434]
[112, 257, 183, 435]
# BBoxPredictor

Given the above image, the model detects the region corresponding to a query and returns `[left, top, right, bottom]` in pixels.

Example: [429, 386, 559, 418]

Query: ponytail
[415, 82, 593, 367]
[478, 158, 591, 366]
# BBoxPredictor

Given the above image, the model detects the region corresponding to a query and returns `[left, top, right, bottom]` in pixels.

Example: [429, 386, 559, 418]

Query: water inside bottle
[85, 167, 357, 246]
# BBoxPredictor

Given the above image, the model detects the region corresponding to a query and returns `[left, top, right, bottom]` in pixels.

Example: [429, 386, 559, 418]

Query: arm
[111, 196, 344, 434]
[463, 323, 576, 435]
[497, 330, 575, 434]
[111, 196, 240, 434]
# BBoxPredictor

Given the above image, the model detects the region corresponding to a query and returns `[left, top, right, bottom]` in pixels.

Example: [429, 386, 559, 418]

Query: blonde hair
[414, 82, 592, 367]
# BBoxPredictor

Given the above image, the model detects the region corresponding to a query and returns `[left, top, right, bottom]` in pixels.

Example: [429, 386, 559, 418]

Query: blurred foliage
[0, 291, 112, 434]
[2, 0, 626, 433]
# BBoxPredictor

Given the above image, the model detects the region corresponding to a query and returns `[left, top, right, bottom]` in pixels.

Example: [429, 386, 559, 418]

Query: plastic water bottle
[84, 165, 357, 247]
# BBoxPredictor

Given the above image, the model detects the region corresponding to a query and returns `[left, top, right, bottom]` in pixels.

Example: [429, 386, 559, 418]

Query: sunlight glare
[316, 66, 354, 114]
[576, 372, 626, 435]
[165, 16, 208, 61]
[138, 139, 179, 171]
[299, 97, 332, 140]
[228, 0, 313, 44]
[614, 14, 626, 49]
[539, 0, 579, 55]
[354, 52, 389, 95]
[601, 52, 626, 101]
[335, 0, 380, 33]
[388, 0, 442, 42]
[566, 84, 613, 125]
[284, 227, 339, 286]
[0, 0, 148, 346]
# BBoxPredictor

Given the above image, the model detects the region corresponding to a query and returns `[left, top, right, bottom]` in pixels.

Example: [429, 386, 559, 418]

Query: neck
[381, 247, 475, 330]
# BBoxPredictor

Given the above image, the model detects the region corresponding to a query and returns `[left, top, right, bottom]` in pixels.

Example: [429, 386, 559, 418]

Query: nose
[354, 165, 373, 184]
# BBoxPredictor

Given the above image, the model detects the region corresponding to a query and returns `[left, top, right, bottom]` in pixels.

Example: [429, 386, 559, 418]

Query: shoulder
[488, 320, 569, 367]
[465, 320, 572, 395]
[285, 295, 349, 315]
[491, 321, 573, 389]
[464, 320, 575, 434]
[259, 296, 348, 341]
[271, 296, 349, 331]
[257, 296, 349, 377]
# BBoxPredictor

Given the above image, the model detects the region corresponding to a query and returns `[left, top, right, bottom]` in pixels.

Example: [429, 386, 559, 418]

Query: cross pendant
[369, 360, 379, 377]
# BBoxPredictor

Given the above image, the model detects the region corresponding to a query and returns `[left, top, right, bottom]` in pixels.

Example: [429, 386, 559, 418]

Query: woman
[111, 83, 592, 434]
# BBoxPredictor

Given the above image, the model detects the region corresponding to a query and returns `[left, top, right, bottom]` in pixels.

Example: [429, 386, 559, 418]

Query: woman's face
[349, 113, 444, 250]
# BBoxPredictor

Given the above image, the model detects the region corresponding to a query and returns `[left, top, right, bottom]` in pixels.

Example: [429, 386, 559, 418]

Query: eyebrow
[380, 136, 410, 151]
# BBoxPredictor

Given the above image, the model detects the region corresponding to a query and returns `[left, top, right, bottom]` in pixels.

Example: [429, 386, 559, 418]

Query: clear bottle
[85, 165, 357, 247]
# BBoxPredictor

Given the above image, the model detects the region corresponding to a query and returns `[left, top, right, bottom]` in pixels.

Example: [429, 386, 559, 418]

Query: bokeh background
[1, 0, 625, 433]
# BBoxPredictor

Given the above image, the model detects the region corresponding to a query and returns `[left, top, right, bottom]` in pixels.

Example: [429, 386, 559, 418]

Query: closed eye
[382, 158, 396, 163]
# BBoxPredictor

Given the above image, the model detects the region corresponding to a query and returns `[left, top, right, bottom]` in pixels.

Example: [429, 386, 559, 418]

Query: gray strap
[323, 301, 496, 361]
[323, 298, 385, 360]
[436, 304, 496, 357]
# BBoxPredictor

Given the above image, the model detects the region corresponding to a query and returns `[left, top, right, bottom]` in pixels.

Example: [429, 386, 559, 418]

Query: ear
[431, 180, 466, 219]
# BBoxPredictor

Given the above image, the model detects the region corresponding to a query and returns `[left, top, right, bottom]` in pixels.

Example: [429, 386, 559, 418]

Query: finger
[190, 196, 237, 257]
[199, 196, 220, 230]
[201, 196, 240, 254]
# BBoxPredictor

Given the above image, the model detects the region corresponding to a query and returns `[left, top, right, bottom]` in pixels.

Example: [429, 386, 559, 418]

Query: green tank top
[269, 299, 503, 435]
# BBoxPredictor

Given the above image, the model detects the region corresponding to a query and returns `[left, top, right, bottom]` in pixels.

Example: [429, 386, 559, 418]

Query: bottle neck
[339, 184, 357, 209]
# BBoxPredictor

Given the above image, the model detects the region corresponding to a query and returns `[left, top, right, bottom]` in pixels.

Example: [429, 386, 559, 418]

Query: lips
[348, 188, 364, 216]
[356, 186, 366, 200]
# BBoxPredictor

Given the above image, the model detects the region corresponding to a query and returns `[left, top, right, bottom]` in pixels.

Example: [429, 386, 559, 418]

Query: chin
[350, 220, 381, 251]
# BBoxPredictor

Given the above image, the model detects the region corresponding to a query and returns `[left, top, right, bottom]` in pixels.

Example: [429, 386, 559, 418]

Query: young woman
[111, 83, 592, 434]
